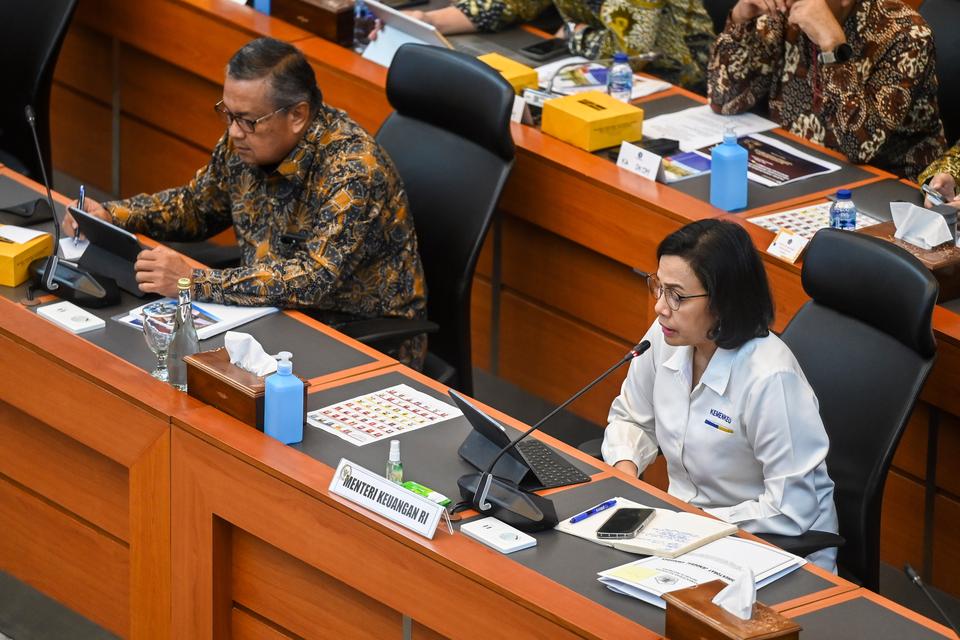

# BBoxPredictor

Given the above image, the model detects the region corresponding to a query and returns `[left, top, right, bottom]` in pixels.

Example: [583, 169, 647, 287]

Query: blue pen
[74, 185, 85, 246]
[569, 499, 617, 524]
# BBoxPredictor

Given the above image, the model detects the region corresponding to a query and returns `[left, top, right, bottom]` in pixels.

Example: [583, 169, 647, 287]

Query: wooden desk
[171, 364, 853, 639]
[47, 0, 960, 599]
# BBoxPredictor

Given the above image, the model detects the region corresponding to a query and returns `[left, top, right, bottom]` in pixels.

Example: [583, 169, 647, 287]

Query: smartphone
[922, 183, 946, 206]
[595, 507, 656, 539]
[520, 37, 570, 62]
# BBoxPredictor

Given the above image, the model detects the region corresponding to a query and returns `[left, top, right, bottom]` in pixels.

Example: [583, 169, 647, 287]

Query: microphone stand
[24, 105, 60, 292]
[904, 564, 960, 637]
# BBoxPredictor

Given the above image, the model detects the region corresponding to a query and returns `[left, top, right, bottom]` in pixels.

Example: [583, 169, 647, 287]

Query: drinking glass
[141, 301, 176, 382]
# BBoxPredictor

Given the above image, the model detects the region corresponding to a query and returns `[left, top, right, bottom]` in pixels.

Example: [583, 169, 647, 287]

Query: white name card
[329, 458, 445, 539]
[616, 141, 662, 182]
[766, 228, 808, 263]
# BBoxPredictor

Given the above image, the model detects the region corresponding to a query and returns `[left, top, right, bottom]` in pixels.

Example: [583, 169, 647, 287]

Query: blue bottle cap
[836, 189, 852, 200]
[613, 52, 628, 63]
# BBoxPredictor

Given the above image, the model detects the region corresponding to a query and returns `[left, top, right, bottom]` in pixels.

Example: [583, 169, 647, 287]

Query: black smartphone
[595, 507, 656, 539]
[519, 37, 570, 62]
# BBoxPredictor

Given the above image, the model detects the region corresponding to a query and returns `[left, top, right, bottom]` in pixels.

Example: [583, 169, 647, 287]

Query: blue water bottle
[264, 351, 304, 445]
[829, 189, 857, 230]
[710, 128, 748, 211]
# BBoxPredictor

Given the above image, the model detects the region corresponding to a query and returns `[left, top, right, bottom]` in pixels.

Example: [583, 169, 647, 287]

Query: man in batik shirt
[707, 0, 946, 180]
[64, 38, 427, 367]
[920, 141, 960, 209]
[408, 0, 715, 91]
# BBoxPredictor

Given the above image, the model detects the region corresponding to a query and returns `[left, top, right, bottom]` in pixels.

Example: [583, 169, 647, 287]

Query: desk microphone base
[458, 472, 558, 532]
[29, 257, 121, 308]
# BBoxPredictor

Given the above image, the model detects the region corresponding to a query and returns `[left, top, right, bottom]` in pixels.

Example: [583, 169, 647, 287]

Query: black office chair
[758, 229, 938, 591]
[338, 44, 516, 396]
[0, 0, 78, 179]
[920, 0, 960, 144]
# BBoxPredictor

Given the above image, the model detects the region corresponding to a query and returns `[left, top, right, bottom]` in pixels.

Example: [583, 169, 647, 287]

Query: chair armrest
[337, 317, 439, 344]
[754, 530, 845, 558]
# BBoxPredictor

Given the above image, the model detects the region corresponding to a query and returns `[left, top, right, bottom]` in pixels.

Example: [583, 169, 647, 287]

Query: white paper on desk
[0, 225, 47, 244]
[115, 299, 278, 340]
[59, 237, 88, 261]
[642, 105, 777, 152]
[891, 202, 954, 249]
[597, 537, 804, 608]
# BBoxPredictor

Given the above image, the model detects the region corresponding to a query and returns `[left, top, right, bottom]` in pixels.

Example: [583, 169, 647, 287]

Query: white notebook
[555, 497, 737, 558]
[37, 301, 106, 334]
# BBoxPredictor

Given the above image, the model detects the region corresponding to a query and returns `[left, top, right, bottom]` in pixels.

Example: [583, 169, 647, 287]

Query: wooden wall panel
[52, 23, 112, 98]
[932, 493, 960, 595]
[0, 478, 129, 637]
[232, 528, 403, 640]
[50, 85, 112, 193]
[891, 403, 929, 480]
[879, 471, 926, 572]
[119, 45, 224, 150]
[936, 410, 960, 496]
[0, 400, 128, 541]
[413, 622, 448, 640]
[119, 117, 210, 197]
[471, 277, 493, 372]
[498, 289, 629, 426]
[233, 607, 298, 640]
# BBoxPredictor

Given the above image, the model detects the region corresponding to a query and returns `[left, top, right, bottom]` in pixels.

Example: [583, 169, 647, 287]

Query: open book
[555, 497, 737, 558]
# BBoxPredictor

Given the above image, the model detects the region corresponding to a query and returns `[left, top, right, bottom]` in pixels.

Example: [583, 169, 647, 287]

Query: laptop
[449, 389, 591, 490]
[361, 0, 452, 67]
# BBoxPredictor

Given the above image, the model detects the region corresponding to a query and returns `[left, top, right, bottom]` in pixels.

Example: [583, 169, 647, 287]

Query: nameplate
[766, 228, 808, 263]
[616, 141, 661, 182]
[511, 95, 534, 125]
[329, 458, 445, 539]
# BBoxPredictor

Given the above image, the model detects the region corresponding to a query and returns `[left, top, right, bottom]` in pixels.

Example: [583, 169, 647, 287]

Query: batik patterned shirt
[454, 0, 715, 91]
[105, 104, 427, 365]
[919, 140, 960, 188]
[707, 0, 946, 180]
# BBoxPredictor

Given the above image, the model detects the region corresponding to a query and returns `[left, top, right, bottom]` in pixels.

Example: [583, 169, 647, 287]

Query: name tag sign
[329, 458, 445, 539]
[766, 228, 809, 263]
[616, 141, 661, 182]
[510, 95, 534, 125]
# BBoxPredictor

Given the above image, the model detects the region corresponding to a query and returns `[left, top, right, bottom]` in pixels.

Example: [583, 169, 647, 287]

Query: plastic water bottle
[167, 277, 199, 391]
[607, 52, 633, 102]
[829, 189, 857, 230]
[709, 129, 748, 211]
[353, 0, 375, 52]
[264, 351, 304, 445]
[252, 0, 270, 14]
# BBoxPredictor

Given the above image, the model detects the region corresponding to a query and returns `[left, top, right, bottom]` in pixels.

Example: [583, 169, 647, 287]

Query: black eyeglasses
[641, 272, 708, 310]
[213, 100, 297, 133]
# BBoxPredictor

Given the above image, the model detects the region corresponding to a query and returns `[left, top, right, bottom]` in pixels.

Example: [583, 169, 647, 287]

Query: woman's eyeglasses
[641, 272, 708, 310]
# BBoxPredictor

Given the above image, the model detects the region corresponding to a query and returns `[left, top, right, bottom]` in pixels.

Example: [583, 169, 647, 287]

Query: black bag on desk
[0, 197, 52, 226]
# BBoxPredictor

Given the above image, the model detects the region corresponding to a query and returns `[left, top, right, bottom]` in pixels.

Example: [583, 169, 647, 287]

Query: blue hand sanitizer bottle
[710, 127, 748, 211]
[264, 351, 304, 445]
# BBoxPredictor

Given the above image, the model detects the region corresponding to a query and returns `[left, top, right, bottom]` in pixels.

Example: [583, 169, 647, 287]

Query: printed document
[642, 105, 777, 152]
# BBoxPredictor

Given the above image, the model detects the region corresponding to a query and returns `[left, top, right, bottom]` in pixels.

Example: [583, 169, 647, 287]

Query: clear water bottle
[264, 351, 304, 445]
[829, 189, 857, 230]
[167, 277, 200, 391]
[710, 128, 748, 211]
[607, 52, 633, 102]
[353, 0, 375, 53]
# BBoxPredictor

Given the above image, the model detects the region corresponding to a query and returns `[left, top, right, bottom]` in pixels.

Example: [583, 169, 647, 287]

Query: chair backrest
[920, 0, 960, 143]
[781, 229, 938, 591]
[0, 0, 78, 179]
[376, 44, 515, 395]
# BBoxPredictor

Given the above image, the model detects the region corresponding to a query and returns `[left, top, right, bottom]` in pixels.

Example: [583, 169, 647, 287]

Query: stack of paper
[116, 299, 277, 340]
[597, 536, 805, 608]
[555, 497, 737, 557]
[642, 105, 777, 152]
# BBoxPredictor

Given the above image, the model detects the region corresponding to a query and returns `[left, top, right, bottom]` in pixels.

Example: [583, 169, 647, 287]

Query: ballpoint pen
[74, 184, 85, 246]
[569, 499, 617, 524]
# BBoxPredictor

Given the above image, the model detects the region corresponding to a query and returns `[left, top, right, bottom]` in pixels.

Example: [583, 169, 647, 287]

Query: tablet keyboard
[516, 438, 591, 489]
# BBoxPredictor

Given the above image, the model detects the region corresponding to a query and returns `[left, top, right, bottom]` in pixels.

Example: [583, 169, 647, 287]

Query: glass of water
[141, 301, 176, 382]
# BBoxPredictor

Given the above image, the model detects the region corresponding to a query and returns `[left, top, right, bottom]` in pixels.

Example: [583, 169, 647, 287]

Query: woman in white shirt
[602, 219, 839, 570]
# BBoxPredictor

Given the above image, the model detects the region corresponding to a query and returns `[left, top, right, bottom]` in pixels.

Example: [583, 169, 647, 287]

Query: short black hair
[227, 38, 322, 112]
[657, 219, 774, 349]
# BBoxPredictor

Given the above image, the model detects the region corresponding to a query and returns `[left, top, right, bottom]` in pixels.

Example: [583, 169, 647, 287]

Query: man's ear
[289, 101, 312, 134]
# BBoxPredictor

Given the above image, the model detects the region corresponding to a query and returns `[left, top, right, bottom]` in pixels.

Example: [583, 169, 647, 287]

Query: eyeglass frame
[638, 271, 709, 310]
[213, 99, 300, 133]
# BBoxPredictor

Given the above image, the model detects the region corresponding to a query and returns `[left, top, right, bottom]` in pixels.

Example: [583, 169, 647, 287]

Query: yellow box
[0, 227, 53, 287]
[541, 91, 644, 151]
[477, 53, 539, 95]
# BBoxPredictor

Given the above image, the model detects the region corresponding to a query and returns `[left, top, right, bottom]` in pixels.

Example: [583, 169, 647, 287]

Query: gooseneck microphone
[459, 340, 651, 531]
[904, 564, 960, 637]
[25, 105, 60, 291]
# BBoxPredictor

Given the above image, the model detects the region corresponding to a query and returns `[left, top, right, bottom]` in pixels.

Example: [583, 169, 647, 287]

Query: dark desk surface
[787, 590, 956, 639]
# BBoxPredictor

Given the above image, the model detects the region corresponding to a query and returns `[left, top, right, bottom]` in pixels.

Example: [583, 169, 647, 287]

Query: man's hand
[927, 172, 959, 208]
[134, 245, 194, 297]
[62, 196, 110, 239]
[788, 0, 846, 50]
[731, 0, 789, 24]
[613, 460, 639, 477]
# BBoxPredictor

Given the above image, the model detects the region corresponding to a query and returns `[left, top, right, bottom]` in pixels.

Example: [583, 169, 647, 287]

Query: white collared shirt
[602, 322, 839, 541]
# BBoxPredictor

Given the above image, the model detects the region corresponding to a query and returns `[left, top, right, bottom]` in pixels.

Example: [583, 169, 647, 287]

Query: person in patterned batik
[919, 141, 960, 209]
[405, 0, 715, 92]
[62, 38, 427, 367]
[707, 0, 946, 180]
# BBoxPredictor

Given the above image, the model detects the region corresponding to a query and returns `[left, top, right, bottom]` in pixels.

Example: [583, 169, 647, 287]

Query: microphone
[904, 564, 960, 637]
[458, 340, 651, 531]
[23, 105, 119, 307]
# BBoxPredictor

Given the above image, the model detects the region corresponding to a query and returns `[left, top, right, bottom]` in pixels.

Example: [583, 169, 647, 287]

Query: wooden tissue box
[271, 0, 354, 47]
[184, 348, 307, 431]
[663, 580, 800, 640]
